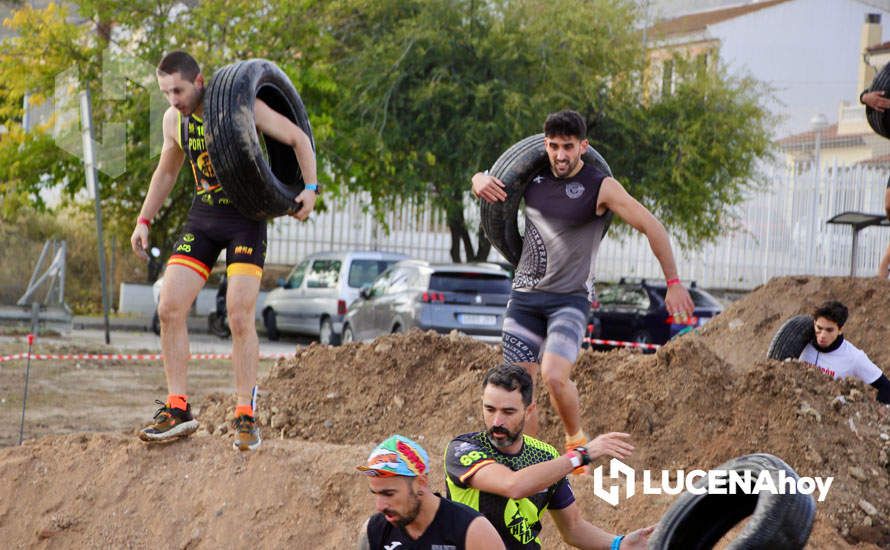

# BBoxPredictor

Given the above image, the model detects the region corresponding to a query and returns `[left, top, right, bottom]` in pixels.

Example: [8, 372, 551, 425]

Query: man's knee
[226, 306, 256, 336]
[157, 298, 189, 325]
[541, 363, 571, 393]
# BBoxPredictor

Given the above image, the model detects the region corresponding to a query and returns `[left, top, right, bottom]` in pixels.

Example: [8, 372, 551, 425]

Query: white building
[648, 0, 890, 136]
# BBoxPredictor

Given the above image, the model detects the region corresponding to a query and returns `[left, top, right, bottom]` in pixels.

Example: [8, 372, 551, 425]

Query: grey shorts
[502, 289, 590, 365]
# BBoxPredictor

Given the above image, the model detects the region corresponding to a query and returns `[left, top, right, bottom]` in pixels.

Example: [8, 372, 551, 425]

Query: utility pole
[81, 86, 112, 344]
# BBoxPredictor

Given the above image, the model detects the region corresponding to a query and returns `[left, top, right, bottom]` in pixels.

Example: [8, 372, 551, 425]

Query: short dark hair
[482, 364, 533, 407]
[157, 51, 201, 82]
[813, 300, 848, 327]
[544, 110, 586, 140]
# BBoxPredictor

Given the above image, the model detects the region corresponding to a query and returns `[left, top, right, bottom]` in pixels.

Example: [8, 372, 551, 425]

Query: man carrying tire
[357, 434, 505, 550]
[130, 51, 318, 451]
[444, 364, 653, 549]
[798, 301, 890, 404]
[859, 90, 890, 220]
[471, 110, 693, 470]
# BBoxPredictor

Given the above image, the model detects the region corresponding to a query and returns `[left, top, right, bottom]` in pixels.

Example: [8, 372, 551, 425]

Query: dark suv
[586, 279, 723, 348]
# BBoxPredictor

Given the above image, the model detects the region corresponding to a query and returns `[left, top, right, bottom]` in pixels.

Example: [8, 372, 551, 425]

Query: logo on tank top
[565, 181, 585, 199]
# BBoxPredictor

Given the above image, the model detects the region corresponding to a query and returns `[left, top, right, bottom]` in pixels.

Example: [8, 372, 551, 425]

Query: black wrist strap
[574, 446, 591, 466]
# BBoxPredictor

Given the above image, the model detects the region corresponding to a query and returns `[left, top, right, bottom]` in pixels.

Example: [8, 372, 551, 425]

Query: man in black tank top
[472, 110, 695, 471]
[130, 51, 318, 451]
[357, 435, 504, 550]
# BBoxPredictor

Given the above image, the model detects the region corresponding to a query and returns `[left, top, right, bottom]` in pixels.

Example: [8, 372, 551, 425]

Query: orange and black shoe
[139, 400, 199, 442]
[232, 415, 261, 451]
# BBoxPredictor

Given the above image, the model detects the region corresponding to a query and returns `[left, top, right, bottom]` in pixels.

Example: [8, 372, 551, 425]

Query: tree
[0, 0, 335, 275]
[590, 56, 774, 246]
[321, 0, 773, 260]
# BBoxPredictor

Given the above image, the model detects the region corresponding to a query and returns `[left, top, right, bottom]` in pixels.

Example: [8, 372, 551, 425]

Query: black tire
[480, 133, 613, 267]
[867, 64, 890, 138]
[205, 59, 315, 221]
[151, 309, 161, 336]
[319, 317, 341, 346]
[649, 453, 815, 550]
[767, 315, 814, 361]
[342, 325, 355, 344]
[263, 308, 280, 341]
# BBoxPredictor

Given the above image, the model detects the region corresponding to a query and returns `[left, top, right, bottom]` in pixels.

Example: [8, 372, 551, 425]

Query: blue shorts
[502, 290, 590, 365]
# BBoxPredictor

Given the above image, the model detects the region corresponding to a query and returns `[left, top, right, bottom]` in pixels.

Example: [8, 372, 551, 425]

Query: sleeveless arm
[137, 106, 186, 220]
[465, 516, 506, 550]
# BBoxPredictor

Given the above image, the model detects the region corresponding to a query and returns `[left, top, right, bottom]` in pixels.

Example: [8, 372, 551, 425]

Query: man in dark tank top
[472, 110, 694, 472]
[357, 435, 504, 550]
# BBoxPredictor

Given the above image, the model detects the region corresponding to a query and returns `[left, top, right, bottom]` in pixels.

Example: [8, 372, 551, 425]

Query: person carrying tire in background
[470, 110, 694, 472]
[798, 300, 890, 404]
[130, 51, 319, 451]
[861, 90, 890, 277]
[356, 434, 505, 550]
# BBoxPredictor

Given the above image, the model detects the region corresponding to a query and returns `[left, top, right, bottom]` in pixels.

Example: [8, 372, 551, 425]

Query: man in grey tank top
[471, 110, 694, 473]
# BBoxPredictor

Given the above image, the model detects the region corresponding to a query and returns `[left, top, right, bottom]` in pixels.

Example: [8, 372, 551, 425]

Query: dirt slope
[2, 276, 890, 548]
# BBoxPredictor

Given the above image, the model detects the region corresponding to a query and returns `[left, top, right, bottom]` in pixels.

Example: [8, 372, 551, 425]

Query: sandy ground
[1, 276, 890, 548]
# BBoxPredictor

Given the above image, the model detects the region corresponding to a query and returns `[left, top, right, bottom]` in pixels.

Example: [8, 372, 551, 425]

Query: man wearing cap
[357, 434, 504, 550]
[445, 364, 653, 549]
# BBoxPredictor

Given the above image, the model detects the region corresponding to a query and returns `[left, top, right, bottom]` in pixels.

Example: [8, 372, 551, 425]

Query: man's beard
[551, 156, 580, 178]
[487, 419, 524, 449]
[389, 492, 422, 529]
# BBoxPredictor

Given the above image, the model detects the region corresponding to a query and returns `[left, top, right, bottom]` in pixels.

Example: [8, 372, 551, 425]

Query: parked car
[342, 260, 511, 344]
[585, 279, 723, 348]
[262, 250, 407, 344]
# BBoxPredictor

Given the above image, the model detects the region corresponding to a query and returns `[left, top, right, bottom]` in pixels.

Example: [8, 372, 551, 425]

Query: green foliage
[593, 56, 775, 246]
[0, 0, 774, 274]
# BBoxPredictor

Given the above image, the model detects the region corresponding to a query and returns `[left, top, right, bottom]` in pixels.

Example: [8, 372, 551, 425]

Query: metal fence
[266, 163, 890, 290]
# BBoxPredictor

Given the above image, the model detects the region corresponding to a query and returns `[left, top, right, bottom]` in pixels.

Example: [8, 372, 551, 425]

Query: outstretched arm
[254, 98, 318, 221]
[551, 503, 654, 550]
[597, 177, 694, 316]
[463, 433, 633, 500]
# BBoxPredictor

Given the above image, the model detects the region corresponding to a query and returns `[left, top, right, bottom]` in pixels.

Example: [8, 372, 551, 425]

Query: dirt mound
[2, 276, 890, 548]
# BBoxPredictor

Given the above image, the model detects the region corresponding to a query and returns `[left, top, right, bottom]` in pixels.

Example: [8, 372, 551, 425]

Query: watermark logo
[592, 459, 833, 507]
[51, 49, 167, 178]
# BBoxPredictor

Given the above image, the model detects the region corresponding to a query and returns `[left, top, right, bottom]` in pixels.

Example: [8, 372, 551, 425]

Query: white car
[262, 250, 408, 344]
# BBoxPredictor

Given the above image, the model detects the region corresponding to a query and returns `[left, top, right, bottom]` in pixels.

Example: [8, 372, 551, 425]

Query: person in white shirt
[798, 301, 890, 404]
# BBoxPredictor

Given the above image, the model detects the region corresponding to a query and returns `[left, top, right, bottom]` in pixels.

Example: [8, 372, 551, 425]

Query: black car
[586, 279, 723, 348]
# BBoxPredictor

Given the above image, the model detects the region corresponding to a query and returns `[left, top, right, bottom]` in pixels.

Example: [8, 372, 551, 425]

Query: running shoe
[139, 400, 199, 442]
[232, 414, 261, 451]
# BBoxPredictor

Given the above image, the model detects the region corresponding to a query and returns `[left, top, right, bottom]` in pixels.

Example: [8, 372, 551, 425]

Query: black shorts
[167, 205, 266, 280]
[502, 289, 590, 365]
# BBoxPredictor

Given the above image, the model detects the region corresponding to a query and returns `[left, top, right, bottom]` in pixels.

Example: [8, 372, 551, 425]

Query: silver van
[262, 250, 407, 344]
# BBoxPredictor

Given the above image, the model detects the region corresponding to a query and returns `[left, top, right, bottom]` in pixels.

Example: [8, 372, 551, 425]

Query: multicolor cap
[357, 435, 429, 477]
